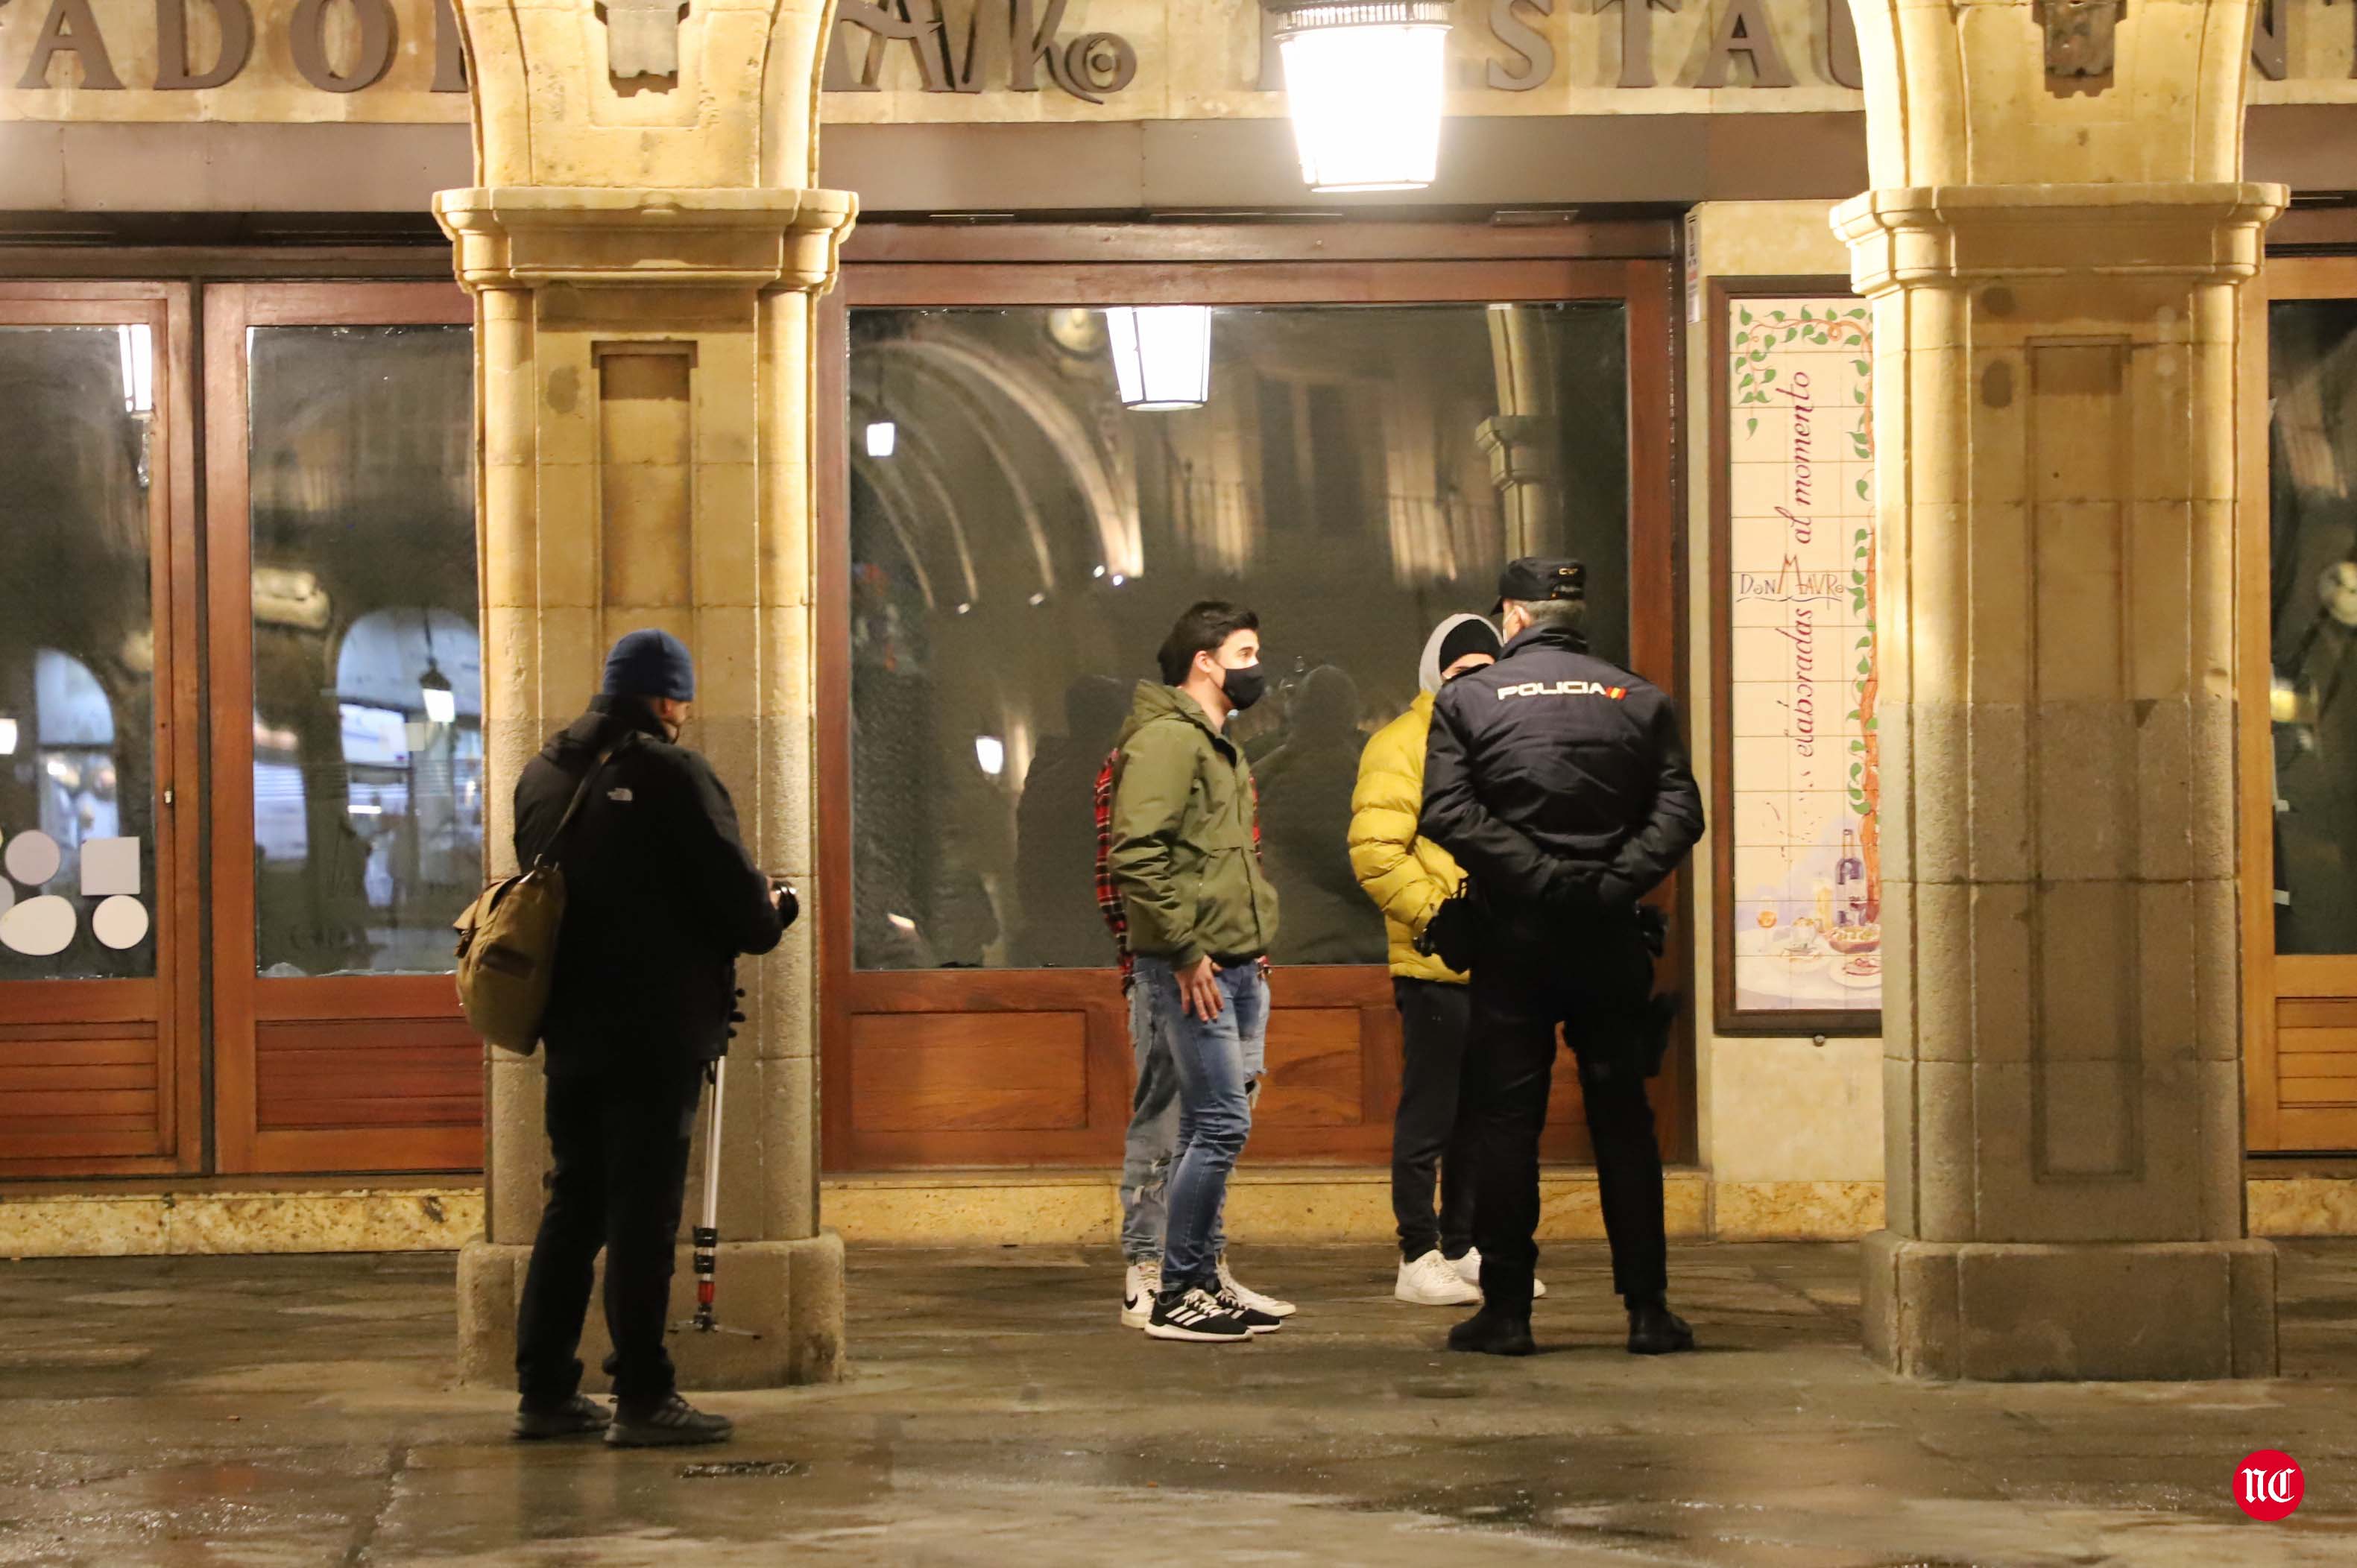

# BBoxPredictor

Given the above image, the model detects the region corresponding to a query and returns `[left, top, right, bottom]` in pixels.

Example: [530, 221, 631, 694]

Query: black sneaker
[1627, 1300, 1696, 1356]
[1216, 1283, 1284, 1335]
[1446, 1304, 1536, 1358]
[606, 1394, 734, 1447]
[511, 1394, 610, 1440]
[1144, 1286, 1252, 1344]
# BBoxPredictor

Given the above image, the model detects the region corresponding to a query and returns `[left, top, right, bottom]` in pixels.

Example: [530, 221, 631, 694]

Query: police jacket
[514, 698, 786, 1075]
[1419, 626, 1703, 916]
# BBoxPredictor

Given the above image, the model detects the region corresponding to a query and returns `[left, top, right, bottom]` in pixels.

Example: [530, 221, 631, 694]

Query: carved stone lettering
[601, 0, 687, 81]
[16, 0, 124, 90]
[288, 0, 396, 93]
[155, 0, 253, 89]
[827, 0, 950, 93]
[1823, 0, 1862, 91]
[1697, 0, 1795, 89]
[1487, 0, 1554, 92]
[432, 0, 467, 92]
[2253, 0, 2288, 80]
[1010, 0, 1070, 93]
[1063, 31, 1135, 101]
[1603, 0, 1676, 91]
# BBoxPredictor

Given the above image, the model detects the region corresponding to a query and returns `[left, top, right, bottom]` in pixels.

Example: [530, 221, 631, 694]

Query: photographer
[508, 630, 789, 1446]
[1419, 561, 1703, 1359]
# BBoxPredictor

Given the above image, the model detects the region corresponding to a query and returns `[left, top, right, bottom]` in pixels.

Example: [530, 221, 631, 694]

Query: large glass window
[0, 326, 159, 981]
[246, 326, 481, 976]
[2272, 300, 2357, 955]
[846, 303, 1629, 971]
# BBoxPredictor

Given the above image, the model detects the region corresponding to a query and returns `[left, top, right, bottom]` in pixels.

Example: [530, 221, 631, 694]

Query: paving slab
[0, 1242, 2353, 1564]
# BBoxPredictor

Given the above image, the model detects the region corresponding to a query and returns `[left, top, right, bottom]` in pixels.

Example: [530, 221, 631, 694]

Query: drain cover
[678, 1459, 803, 1479]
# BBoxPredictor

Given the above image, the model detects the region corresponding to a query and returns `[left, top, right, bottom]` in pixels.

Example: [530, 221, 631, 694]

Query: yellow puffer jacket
[1348, 692, 1468, 983]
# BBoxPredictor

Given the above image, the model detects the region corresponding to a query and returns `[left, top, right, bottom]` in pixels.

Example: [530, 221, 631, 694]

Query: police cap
[1493, 557, 1586, 614]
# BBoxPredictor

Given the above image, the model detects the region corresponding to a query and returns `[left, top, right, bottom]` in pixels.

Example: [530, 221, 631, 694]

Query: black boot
[1447, 1303, 1536, 1357]
[1626, 1298, 1695, 1356]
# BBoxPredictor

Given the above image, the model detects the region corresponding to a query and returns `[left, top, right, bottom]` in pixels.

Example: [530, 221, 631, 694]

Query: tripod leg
[691, 1060, 723, 1329]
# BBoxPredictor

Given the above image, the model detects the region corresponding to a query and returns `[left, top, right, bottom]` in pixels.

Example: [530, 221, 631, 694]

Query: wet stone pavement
[1, 1242, 2355, 1565]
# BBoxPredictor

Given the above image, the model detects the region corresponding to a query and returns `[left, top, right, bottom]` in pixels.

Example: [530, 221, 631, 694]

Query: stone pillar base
[456, 1232, 845, 1391]
[1861, 1230, 2277, 1382]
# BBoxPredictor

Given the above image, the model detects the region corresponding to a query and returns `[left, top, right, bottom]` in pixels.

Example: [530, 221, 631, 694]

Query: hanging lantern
[1270, 1, 1452, 193]
[1104, 306, 1212, 411]
[418, 660, 457, 726]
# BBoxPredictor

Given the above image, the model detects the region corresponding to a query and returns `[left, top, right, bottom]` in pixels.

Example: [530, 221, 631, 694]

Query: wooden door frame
[202, 281, 479, 1175]
[0, 282, 202, 1177]
[2244, 255, 2357, 1153]
[818, 223, 1688, 1172]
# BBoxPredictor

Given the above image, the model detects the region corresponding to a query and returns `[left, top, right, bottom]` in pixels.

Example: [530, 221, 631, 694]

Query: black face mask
[1219, 662, 1269, 712]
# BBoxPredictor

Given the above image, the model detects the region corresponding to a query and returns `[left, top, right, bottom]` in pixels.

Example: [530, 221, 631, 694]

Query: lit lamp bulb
[865, 421, 897, 458]
[0, 717, 16, 756]
[419, 663, 457, 726]
[1105, 306, 1212, 411]
[1271, 1, 1452, 193]
[974, 735, 1006, 777]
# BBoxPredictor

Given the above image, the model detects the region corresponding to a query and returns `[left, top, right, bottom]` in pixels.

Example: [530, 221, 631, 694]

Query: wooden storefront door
[203, 284, 484, 1174]
[815, 223, 1687, 1172]
[2249, 257, 2357, 1152]
[0, 283, 203, 1176]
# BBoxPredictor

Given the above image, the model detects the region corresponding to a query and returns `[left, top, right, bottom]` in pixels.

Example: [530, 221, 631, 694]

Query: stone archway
[1840, 0, 2285, 1378]
[436, 1, 856, 1388]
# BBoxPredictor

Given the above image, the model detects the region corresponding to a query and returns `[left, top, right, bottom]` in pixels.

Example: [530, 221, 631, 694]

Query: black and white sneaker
[1217, 1284, 1284, 1335]
[1144, 1286, 1252, 1344]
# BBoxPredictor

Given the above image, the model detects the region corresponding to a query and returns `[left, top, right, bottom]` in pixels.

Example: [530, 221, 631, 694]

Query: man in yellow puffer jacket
[1351, 613, 1542, 1309]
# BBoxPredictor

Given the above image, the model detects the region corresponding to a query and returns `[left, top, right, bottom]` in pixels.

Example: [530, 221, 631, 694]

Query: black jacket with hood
[1419, 625, 1703, 920]
[513, 698, 786, 1075]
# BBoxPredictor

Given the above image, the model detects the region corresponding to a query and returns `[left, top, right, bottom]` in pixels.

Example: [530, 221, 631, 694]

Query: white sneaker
[1395, 1249, 1481, 1306]
[1216, 1255, 1296, 1318]
[1451, 1247, 1546, 1298]
[1121, 1260, 1161, 1330]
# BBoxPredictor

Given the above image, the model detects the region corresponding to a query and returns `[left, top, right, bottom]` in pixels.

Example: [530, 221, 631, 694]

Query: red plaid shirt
[1095, 744, 1266, 996]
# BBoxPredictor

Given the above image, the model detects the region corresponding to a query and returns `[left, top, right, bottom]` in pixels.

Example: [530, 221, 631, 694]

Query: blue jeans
[1120, 977, 1254, 1264]
[1136, 957, 1267, 1294]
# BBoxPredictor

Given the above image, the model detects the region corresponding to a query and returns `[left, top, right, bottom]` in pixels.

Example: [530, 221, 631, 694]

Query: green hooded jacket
[1106, 681, 1280, 970]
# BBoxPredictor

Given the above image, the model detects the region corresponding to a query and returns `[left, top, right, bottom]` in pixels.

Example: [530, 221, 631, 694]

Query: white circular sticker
[3, 831, 61, 888]
[92, 896, 150, 952]
[0, 894, 77, 958]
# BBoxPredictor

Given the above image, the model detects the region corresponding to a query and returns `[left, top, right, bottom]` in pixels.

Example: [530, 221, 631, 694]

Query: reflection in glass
[2273, 301, 2357, 954]
[847, 303, 1629, 971]
[0, 327, 157, 981]
[247, 326, 481, 977]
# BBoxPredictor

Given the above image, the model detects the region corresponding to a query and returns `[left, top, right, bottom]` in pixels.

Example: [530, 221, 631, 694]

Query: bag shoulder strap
[531, 732, 638, 870]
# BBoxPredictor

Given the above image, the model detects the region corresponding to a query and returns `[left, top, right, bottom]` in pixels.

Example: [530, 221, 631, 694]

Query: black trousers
[515, 1060, 704, 1410]
[1463, 919, 1667, 1315]
[1391, 979, 1478, 1262]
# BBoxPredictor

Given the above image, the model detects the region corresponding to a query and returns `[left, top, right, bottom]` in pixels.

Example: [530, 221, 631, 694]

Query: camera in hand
[769, 878, 801, 929]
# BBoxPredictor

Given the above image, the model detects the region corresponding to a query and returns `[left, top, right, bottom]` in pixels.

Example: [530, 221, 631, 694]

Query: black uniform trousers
[1391, 979, 1478, 1262]
[1463, 916, 1667, 1316]
[516, 1058, 705, 1411]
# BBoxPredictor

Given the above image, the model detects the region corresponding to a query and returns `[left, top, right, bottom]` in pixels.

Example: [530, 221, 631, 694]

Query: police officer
[1418, 559, 1704, 1358]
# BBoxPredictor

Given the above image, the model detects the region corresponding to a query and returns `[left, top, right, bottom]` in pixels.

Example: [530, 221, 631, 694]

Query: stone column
[1482, 306, 1559, 557]
[438, 0, 856, 1388]
[1840, 0, 2282, 1379]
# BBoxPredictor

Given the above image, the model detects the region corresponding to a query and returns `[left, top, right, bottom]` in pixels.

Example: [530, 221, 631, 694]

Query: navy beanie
[601, 628, 696, 702]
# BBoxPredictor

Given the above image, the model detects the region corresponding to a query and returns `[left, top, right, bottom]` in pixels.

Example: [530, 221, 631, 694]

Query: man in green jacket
[1108, 601, 1284, 1344]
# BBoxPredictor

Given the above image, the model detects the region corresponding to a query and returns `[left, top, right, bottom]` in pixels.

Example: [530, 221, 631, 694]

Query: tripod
[670, 1057, 760, 1341]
